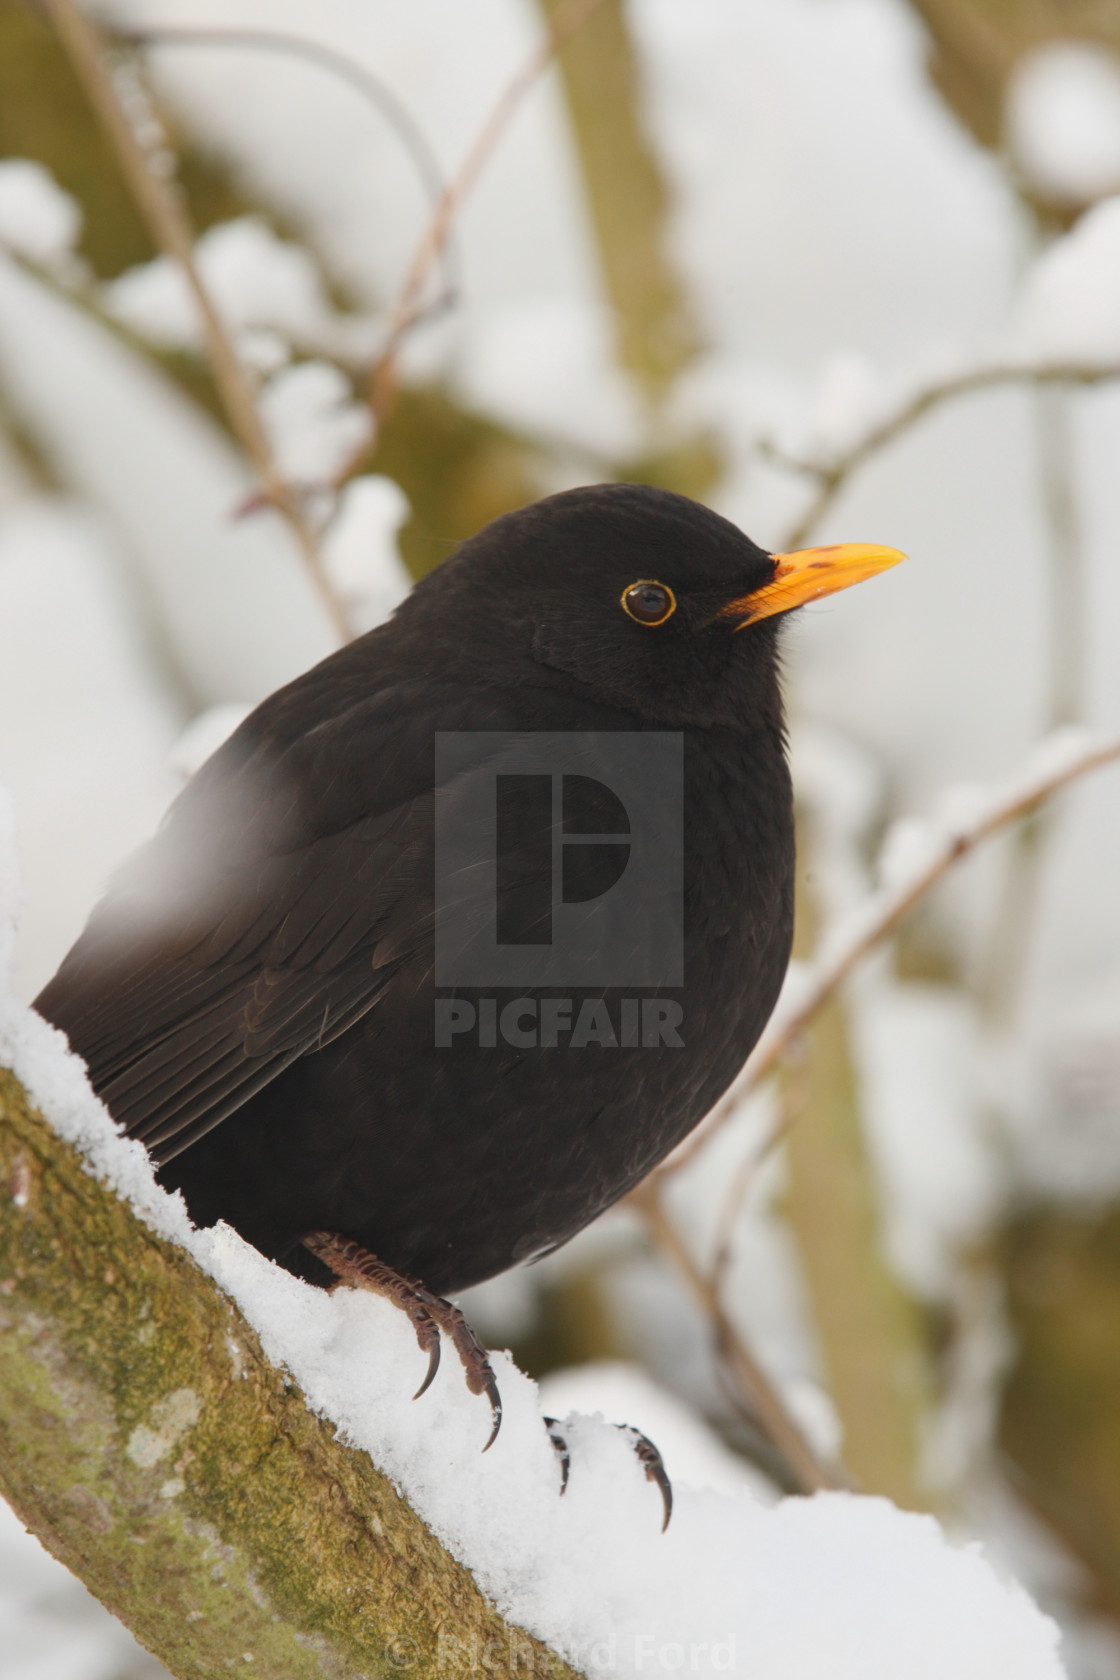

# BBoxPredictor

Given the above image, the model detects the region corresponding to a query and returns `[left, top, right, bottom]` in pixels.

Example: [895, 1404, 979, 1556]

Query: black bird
[36, 484, 900, 1486]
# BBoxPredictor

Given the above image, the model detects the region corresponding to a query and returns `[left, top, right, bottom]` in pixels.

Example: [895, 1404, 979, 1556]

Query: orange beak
[721, 542, 906, 627]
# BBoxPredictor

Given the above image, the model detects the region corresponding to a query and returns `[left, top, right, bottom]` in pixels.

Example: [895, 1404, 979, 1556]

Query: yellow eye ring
[621, 579, 677, 626]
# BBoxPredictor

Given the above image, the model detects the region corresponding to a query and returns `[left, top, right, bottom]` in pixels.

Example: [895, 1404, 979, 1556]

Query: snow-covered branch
[0, 1002, 1070, 1680]
[666, 726, 1120, 1180]
[0, 1065, 573, 1680]
[361, 0, 609, 435]
[769, 359, 1120, 550]
[39, 0, 356, 642]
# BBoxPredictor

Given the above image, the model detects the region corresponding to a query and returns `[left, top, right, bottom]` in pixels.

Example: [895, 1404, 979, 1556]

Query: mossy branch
[0, 1065, 577, 1680]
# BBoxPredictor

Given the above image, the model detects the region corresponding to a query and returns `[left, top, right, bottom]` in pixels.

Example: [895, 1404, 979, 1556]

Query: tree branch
[360, 0, 608, 438]
[39, 0, 355, 643]
[662, 729, 1120, 1181]
[626, 1178, 840, 1496]
[771, 360, 1120, 550]
[115, 23, 459, 324]
[628, 733, 1120, 1502]
[0, 1066, 576, 1680]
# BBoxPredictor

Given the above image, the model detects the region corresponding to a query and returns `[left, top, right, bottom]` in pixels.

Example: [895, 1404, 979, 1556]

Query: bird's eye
[621, 580, 676, 626]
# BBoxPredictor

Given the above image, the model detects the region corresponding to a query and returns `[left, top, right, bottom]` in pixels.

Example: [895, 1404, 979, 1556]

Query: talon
[426, 1291, 503, 1449]
[619, 1424, 673, 1532]
[413, 1329, 441, 1400]
[482, 1380, 502, 1453]
[544, 1416, 570, 1494]
[300, 1232, 502, 1446]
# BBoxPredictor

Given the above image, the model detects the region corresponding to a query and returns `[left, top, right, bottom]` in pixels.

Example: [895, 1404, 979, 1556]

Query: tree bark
[0, 1066, 578, 1680]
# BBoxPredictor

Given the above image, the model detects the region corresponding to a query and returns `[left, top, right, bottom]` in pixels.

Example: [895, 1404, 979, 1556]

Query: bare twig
[115, 24, 458, 325]
[627, 1178, 841, 1495]
[772, 360, 1120, 550]
[637, 733, 1119, 1498]
[661, 729, 1120, 1182]
[40, 0, 354, 642]
[976, 390, 1087, 1028]
[708, 1048, 811, 1306]
[359, 0, 609, 438]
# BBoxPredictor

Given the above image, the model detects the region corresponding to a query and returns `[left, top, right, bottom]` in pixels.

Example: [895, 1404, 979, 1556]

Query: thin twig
[639, 733, 1120, 1497]
[115, 24, 458, 324]
[627, 1179, 840, 1495]
[976, 390, 1086, 1028]
[358, 0, 609, 440]
[660, 729, 1120, 1182]
[772, 360, 1120, 550]
[708, 1048, 811, 1306]
[40, 0, 354, 643]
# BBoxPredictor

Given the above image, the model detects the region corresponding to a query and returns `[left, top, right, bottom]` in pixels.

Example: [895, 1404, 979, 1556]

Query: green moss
[0, 0, 255, 279]
[0, 1067, 578, 1680]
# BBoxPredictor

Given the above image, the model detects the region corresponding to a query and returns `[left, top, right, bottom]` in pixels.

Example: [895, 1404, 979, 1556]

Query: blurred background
[2, 0, 1120, 1674]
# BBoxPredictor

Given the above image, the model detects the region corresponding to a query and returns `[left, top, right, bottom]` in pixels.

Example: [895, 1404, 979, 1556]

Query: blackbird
[36, 483, 901, 1474]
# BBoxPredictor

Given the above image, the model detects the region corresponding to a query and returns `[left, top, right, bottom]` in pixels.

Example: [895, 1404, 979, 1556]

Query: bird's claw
[302, 1230, 501, 1448]
[543, 1416, 571, 1494]
[429, 1292, 502, 1451]
[618, 1424, 673, 1531]
[481, 1379, 503, 1452]
[412, 1326, 441, 1400]
[541, 1414, 670, 1529]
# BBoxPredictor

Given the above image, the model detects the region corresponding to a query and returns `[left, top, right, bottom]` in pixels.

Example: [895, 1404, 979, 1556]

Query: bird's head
[394, 483, 903, 726]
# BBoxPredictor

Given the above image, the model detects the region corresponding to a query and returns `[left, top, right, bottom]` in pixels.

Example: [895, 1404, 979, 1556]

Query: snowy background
[3, 0, 1120, 1674]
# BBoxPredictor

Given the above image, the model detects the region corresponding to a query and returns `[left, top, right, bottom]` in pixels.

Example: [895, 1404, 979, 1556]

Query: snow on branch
[114, 21, 457, 313]
[0, 1061, 576, 1680]
[38, 0, 356, 643]
[666, 726, 1120, 1181]
[769, 357, 1120, 549]
[359, 0, 610, 439]
[0, 789, 1067, 1678]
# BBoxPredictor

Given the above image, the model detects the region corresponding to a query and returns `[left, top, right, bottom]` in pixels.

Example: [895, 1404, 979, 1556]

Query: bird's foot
[541, 1416, 672, 1530]
[302, 1230, 502, 1450]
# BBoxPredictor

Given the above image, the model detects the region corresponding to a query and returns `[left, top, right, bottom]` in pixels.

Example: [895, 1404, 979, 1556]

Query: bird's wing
[37, 792, 437, 1165]
[35, 677, 521, 1164]
[36, 671, 626, 1165]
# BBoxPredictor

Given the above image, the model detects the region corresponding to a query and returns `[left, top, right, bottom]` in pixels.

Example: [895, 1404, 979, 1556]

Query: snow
[321, 473, 412, 634]
[0, 502, 182, 1000]
[0, 252, 339, 706]
[753, 728, 1119, 1309]
[1011, 197, 1120, 364]
[1007, 43, 1120, 208]
[815, 729, 1114, 961]
[103, 216, 371, 360]
[0, 837, 1067, 1679]
[0, 159, 83, 269]
[0, 1499, 166, 1680]
[853, 983, 997, 1299]
[535, 1361, 767, 1499]
[454, 296, 644, 458]
[802, 351, 887, 460]
[3, 0, 1120, 1670]
[257, 358, 372, 484]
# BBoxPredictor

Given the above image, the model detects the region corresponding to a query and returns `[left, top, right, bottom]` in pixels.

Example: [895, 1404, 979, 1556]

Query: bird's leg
[301, 1230, 502, 1449]
[540, 1415, 672, 1529]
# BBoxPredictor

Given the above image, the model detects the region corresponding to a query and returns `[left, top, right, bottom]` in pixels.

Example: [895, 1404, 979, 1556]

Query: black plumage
[37, 484, 821, 1297]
